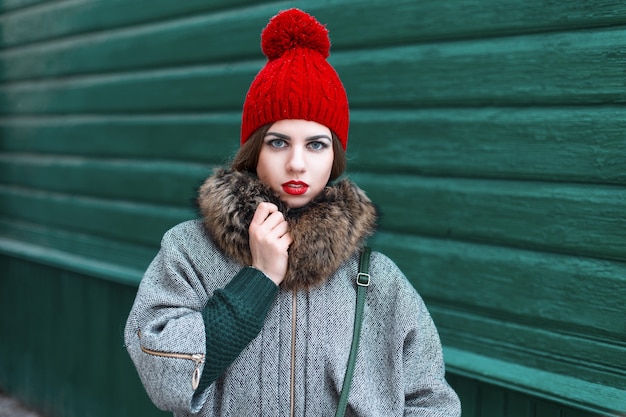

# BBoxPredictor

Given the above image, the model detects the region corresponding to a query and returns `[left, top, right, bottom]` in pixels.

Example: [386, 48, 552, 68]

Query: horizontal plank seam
[430, 300, 626, 341]
[0, 57, 264, 88]
[0, 152, 212, 169]
[444, 346, 626, 415]
[0, 0, 51, 15]
[375, 227, 626, 264]
[332, 19, 626, 54]
[0, 112, 242, 123]
[5, 24, 626, 84]
[350, 168, 626, 187]
[0, 0, 276, 51]
[0, 183, 195, 212]
[0, 236, 142, 286]
[441, 328, 625, 375]
[3, 7, 624, 57]
[382, 227, 626, 263]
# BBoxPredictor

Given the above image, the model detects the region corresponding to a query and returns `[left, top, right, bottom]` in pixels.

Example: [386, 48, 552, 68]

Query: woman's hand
[248, 202, 292, 285]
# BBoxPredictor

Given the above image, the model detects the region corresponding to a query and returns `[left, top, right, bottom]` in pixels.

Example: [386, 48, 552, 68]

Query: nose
[286, 147, 306, 173]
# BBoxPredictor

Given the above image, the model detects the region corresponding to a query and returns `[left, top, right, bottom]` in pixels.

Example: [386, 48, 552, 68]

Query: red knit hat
[241, 8, 350, 149]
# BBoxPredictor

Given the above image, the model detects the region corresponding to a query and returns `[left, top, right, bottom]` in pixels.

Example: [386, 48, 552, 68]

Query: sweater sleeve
[124, 221, 278, 414]
[194, 266, 278, 393]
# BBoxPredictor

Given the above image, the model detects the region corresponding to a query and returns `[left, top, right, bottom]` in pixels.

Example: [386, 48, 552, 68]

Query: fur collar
[197, 169, 377, 291]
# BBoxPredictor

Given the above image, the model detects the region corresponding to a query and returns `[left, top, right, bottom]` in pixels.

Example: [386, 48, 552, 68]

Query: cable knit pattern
[241, 9, 350, 148]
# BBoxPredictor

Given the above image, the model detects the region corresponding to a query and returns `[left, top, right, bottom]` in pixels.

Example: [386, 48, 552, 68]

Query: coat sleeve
[401, 283, 462, 416]
[124, 222, 278, 414]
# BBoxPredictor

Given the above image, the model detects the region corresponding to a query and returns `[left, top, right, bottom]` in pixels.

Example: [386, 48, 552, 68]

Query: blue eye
[308, 141, 329, 151]
[267, 138, 287, 148]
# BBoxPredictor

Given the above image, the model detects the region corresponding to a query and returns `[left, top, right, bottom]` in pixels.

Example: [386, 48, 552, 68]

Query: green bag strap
[335, 246, 371, 417]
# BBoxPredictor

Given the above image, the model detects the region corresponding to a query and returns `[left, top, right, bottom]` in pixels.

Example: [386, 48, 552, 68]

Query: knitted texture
[241, 8, 350, 149]
[195, 267, 278, 394]
[125, 220, 461, 416]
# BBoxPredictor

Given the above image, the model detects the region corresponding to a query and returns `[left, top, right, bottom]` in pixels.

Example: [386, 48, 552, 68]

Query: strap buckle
[356, 272, 370, 287]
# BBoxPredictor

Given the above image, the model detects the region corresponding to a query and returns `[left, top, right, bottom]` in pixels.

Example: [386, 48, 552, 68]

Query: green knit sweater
[195, 266, 278, 392]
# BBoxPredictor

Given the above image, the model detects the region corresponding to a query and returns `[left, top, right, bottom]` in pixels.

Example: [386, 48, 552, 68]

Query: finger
[280, 231, 293, 246]
[268, 231, 292, 254]
[260, 211, 288, 231]
[268, 218, 289, 238]
[251, 202, 279, 226]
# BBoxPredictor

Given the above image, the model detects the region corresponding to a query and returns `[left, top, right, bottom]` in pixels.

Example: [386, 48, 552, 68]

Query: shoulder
[161, 219, 207, 244]
[150, 220, 243, 293]
[159, 219, 218, 253]
[158, 219, 235, 268]
[369, 251, 419, 296]
[366, 250, 430, 316]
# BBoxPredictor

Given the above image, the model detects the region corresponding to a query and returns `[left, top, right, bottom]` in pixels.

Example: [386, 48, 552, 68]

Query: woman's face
[257, 119, 334, 208]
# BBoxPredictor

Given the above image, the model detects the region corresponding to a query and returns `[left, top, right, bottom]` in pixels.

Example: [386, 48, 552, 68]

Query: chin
[283, 196, 310, 209]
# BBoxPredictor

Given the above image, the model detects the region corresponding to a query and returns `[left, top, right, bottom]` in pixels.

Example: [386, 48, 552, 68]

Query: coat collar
[197, 169, 378, 291]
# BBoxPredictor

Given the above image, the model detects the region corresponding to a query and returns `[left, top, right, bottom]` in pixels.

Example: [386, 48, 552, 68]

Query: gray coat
[125, 171, 461, 416]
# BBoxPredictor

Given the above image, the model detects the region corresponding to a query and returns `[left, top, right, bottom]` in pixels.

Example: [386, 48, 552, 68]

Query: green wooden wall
[0, 1, 624, 416]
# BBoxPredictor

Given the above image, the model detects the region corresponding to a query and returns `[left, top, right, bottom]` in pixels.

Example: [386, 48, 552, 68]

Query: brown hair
[231, 124, 347, 180]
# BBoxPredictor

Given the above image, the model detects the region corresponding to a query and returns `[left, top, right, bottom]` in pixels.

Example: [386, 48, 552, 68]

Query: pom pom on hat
[241, 8, 350, 149]
[261, 8, 330, 60]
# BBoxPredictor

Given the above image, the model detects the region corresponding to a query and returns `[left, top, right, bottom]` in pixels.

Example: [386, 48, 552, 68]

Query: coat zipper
[137, 330, 206, 390]
[290, 290, 297, 417]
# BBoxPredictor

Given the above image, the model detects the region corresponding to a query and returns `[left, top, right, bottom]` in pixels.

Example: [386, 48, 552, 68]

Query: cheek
[256, 155, 282, 193]
[322, 154, 334, 178]
[255, 153, 270, 181]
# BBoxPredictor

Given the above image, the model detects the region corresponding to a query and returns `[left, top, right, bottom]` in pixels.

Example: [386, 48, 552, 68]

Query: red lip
[282, 181, 309, 196]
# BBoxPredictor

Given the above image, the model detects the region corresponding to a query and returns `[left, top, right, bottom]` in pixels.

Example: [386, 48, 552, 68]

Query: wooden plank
[0, 153, 211, 205]
[0, 185, 193, 246]
[504, 391, 534, 417]
[0, 0, 262, 47]
[0, 114, 240, 162]
[349, 108, 626, 185]
[0, 2, 623, 415]
[3, 26, 626, 112]
[0, 62, 256, 113]
[434, 308, 626, 388]
[0, 3, 274, 80]
[0, 0, 47, 13]
[311, 0, 626, 48]
[373, 232, 626, 406]
[359, 173, 626, 261]
[4, 1, 626, 80]
[0, 257, 170, 417]
[564, 408, 604, 417]
[479, 384, 506, 416]
[447, 374, 479, 417]
[0, 234, 145, 286]
[335, 26, 626, 107]
[5, 161, 623, 264]
[0, 217, 156, 272]
[4, 0, 626, 51]
[372, 232, 626, 338]
[535, 401, 566, 417]
[444, 347, 626, 415]
[1, 108, 624, 185]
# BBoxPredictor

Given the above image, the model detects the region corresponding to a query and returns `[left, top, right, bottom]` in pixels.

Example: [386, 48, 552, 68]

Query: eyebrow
[265, 132, 332, 142]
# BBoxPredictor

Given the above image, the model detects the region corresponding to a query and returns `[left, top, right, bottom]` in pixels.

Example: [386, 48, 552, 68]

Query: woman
[125, 8, 461, 417]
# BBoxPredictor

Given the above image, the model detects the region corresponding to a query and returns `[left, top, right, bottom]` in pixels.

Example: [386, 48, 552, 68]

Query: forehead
[267, 119, 332, 137]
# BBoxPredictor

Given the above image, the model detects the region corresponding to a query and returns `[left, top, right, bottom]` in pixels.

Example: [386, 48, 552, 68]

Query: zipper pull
[137, 329, 206, 390]
[191, 354, 205, 390]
